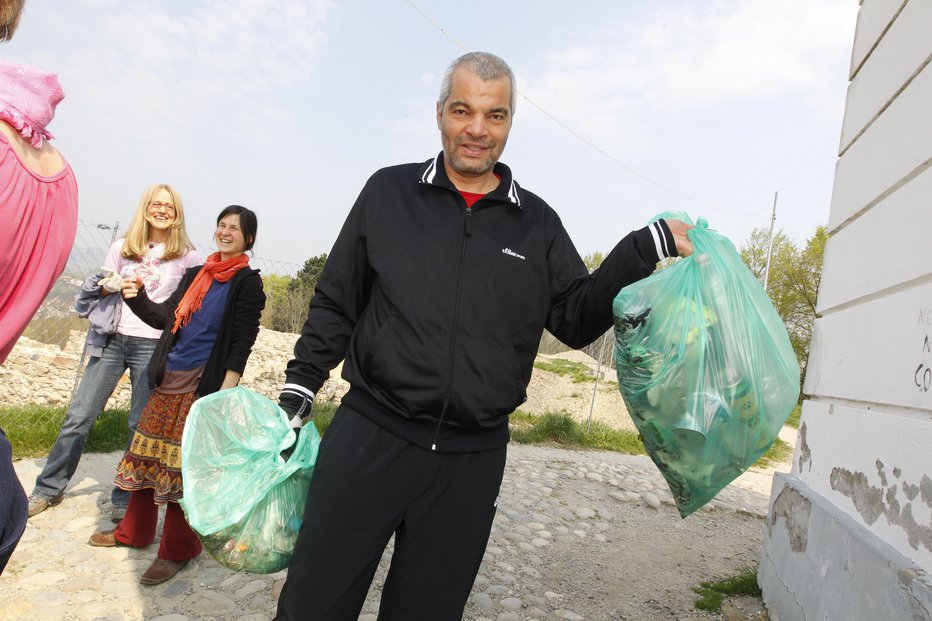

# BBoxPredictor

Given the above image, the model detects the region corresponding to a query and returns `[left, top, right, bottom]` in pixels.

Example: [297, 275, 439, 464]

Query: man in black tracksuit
[274, 52, 693, 620]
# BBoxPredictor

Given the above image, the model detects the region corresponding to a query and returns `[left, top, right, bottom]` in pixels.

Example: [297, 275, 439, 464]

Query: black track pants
[274, 406, 507, 621]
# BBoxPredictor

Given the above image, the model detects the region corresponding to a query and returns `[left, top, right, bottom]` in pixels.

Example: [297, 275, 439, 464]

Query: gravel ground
[4, 444, 779, 621]
[3, 350, 783, 620]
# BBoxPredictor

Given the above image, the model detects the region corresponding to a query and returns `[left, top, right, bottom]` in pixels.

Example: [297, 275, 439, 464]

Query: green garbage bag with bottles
[613, 215, 799, 517]
[180, 387, 319, 572]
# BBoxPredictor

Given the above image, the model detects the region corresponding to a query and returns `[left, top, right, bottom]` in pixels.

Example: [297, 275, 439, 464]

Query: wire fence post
[586, 329, 612, 431]
[70, 220, 121, 401]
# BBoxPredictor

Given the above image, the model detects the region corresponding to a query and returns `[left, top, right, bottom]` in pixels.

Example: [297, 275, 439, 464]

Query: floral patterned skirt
[114, 390, 197, 505]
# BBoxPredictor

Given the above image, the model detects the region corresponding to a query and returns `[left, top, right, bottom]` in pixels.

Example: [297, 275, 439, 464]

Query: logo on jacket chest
[502, 248, 526, 261]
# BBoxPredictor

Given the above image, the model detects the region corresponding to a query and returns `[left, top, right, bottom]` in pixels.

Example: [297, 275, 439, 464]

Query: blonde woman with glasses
[27, 184, 201, 522]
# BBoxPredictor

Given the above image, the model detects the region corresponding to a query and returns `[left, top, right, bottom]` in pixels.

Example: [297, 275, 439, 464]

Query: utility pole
[763, 191, 778, 292]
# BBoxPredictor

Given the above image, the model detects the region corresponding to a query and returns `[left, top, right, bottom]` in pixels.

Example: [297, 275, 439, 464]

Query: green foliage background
[740, 226, 826, 384]
[261, 253, 328, 332]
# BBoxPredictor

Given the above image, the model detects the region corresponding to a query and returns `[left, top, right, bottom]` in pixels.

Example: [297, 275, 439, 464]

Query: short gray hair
[438, 51, 516, 115]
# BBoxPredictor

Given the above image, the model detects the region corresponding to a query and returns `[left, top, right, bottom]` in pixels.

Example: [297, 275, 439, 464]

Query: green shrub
[310, 401, 338, 435]
[3, 400, 791, 474]
[533, 359, 600, 384]
[509, 410, 645, 454]
[693, 566, 761, 612]
[1, 406, 130, 458]
[755, 437, 792, 468]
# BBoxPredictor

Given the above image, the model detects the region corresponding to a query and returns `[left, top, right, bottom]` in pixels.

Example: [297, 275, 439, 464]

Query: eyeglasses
[149, 201, 176, 213]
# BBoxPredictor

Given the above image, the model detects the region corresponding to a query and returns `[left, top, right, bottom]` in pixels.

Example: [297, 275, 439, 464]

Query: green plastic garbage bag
[180, 387, 320, 573]
[613, 215, 799, 517]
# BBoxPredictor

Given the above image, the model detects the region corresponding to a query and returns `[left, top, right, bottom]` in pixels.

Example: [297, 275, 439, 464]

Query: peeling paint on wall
[830, 468, 884, 523]
[798, 422, 811, 473]
[768, 486, 812, 552]
[830, 463, 932, 554]
[921, 475, 932, 506]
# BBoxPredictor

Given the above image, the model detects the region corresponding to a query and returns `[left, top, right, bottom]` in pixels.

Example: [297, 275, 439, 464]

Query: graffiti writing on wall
[915, 308, 932, 392]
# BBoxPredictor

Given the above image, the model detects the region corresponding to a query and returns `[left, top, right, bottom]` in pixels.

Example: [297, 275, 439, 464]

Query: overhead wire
[405, 0, 765, 219]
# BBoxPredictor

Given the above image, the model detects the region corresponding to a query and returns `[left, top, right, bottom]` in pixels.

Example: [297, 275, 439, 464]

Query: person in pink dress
[1, 1, 70, 577]
[0, 61, 79, 364]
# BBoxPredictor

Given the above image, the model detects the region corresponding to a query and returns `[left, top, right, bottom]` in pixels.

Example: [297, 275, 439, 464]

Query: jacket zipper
[432, 205, 472, 450]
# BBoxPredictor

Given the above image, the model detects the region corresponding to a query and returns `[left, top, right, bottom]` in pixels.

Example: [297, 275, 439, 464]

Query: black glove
[279, 385, 315, 461]
[280, 426, 302, 462]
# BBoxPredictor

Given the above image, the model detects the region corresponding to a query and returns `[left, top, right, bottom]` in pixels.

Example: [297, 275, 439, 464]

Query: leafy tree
[739, 228, 795, 283]
[261, 253, 329, 334]
[739, 226, 826, 385]
[261, 274, 303, 333]
[778, 227, 826, 380]
[583, 251, 604, 272]
[261, 273, 291, 321]
[292, 253, 328, 295]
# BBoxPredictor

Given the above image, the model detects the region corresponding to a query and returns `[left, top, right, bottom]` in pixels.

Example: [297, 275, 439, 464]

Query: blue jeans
[32, 333, 157, 508]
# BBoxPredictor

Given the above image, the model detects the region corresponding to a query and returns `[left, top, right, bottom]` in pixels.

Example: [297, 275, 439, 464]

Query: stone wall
[0, 327, 632, 431]
[0, 328, 349, 410]
[0, 331, 91, 408]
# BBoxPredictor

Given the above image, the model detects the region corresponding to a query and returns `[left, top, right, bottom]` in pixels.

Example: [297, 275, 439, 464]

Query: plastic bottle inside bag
[674, 253, 759, 447]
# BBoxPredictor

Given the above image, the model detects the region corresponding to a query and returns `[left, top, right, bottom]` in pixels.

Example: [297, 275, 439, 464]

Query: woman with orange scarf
[88, 205, 265, 586]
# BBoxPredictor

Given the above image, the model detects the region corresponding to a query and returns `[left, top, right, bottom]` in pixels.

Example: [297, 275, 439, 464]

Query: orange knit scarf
[171, 252, 250, 333]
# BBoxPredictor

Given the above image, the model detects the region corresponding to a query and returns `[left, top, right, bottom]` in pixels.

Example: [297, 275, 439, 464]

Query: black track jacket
[285, 153, 677, 451]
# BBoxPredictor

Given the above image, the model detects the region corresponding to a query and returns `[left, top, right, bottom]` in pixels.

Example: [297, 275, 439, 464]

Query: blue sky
[3, 0, 858, 269]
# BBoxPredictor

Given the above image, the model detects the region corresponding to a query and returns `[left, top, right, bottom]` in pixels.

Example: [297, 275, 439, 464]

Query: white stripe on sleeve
[649, 222, 666, 260]
[282, 383, 316, 400]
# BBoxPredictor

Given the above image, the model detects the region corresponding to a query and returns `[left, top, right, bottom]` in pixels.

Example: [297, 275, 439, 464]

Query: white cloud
[37, 0, 335, 155]
[3, 0, 341, 263]
[4, 0, 857, 262]
[520, 1, 855, 140]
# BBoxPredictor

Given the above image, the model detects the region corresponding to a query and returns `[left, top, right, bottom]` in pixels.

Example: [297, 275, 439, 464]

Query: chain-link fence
[15, 218, 306, 346]
[538, 327, 619, 430]
[0, 219, 304, 427]
[1, 219, 622, 431]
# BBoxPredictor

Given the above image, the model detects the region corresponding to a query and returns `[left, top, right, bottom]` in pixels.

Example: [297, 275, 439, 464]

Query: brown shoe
[140, 558, 189, 585]
[88, 529, 121, 547]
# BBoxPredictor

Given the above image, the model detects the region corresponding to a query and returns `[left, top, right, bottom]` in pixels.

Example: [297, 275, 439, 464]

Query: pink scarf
[0, 62, 64, 148]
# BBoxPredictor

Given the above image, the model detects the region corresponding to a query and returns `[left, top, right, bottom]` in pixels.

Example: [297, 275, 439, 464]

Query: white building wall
[759, 1, 932, 619]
